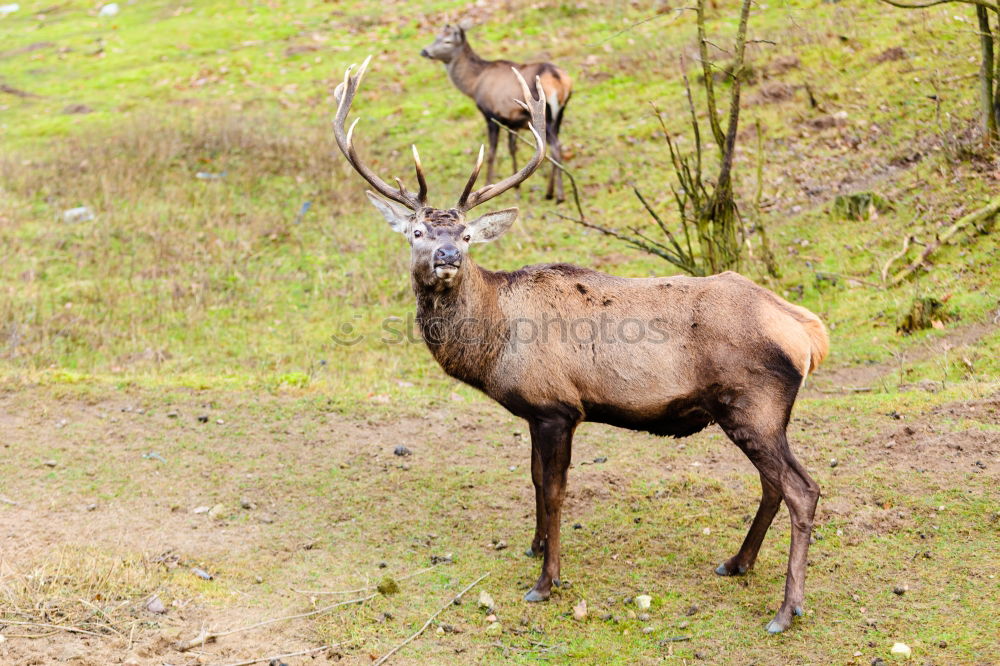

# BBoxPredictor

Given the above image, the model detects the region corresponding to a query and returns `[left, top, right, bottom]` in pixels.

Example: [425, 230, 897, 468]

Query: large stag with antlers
[332, 57, 829, 634]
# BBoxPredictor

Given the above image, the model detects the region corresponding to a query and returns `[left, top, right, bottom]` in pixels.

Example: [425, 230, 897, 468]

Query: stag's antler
[457, 68, 547, 212]
[333, 56, 428, 210]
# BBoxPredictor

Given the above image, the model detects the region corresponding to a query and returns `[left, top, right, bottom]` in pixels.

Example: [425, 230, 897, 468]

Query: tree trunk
[977, 6, 997, 146]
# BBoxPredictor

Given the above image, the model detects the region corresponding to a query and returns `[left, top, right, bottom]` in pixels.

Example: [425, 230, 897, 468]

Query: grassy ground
[1, 0, 998, 663]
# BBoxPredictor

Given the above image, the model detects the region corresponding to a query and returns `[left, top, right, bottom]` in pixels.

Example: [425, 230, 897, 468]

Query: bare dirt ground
[0, 375, 997, 664]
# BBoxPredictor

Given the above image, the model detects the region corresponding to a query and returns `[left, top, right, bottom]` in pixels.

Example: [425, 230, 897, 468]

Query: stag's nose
[420, 48, 430, 58]
[434, 244, 461, 266]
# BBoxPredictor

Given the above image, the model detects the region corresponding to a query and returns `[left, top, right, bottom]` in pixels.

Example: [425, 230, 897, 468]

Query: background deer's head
[420, 24, 466, 64]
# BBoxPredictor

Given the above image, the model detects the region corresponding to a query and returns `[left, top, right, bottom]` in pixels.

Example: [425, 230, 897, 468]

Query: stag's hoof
[714, 561, 748, 576]
[765, 606, 804, 634]
[524, 588, 550, 603]
[525, 541, 545, 558]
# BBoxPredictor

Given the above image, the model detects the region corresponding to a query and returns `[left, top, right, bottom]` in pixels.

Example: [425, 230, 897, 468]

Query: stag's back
[490, 268, 827, 421]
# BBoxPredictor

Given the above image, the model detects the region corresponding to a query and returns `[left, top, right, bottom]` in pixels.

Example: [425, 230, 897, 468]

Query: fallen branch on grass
[219, 643, 343, 666]
[885, 195, 1000, 286]
[292, 562, 442, 596]
[371, 572, 490, 666]
[881, 234, 915, 284]
[0, 619, 105, 638]
[0, 496, 21, 506]
[175, 593, 376, 652]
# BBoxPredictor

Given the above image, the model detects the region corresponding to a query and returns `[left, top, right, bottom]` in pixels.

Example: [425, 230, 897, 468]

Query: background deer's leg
[546, 104, 567, 202]
[485, 118, 500, 185]
[715, 471, 782, 576]
[524, 413, 576, 602]
[507, 130, 520, 198]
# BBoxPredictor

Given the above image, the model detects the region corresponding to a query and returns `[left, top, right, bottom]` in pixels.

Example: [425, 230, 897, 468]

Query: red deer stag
[421, 24, 572, 203]
[332, 57, 829, 634]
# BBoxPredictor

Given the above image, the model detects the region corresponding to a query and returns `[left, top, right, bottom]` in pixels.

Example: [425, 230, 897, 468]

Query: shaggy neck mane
[414, 262, 507, 391]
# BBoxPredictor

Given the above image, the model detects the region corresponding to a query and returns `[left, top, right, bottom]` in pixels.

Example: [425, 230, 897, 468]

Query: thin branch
[881, 234, 915, 284]
[293, 563, 441, 596]
[372, 572, 489, 666]
[697, 0, 726, 151]
[880, 0, 1000, 13]
[0, 496, 21, 506]
[175, 593, 376, 652]
[490, 119, 587, 221]
[0, 619, 105, 638]
[587, 7, 694, 47]
[219, 644, 342, 666]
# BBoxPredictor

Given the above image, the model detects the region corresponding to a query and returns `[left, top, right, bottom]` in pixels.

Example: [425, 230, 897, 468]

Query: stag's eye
[462, 234, 471, 242]
[413, 229, 423, 238]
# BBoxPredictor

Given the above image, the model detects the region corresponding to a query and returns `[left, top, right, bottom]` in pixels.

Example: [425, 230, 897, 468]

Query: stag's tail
[775, 299, 829, 377]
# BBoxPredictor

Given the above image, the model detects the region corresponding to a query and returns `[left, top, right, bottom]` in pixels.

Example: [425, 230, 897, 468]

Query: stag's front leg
[524, 415, 575, 602]
[527, 436, 547, 557]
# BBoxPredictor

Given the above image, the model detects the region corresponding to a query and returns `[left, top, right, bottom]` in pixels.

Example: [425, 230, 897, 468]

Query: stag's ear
[366, 191, 411, 233]
[466, 207, 518, 243]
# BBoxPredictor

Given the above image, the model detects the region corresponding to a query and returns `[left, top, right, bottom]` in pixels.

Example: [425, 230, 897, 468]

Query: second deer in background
[422, 24, 572, 203]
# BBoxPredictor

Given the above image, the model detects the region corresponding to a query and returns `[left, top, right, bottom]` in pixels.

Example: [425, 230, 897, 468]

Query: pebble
[892, 585, 906, 596]
[642, 626, 654, 634]
[830, 458, 838, 467]
[197, 415, 209, 423]
[393, 445, 412, 457]
[890, 643, 911, 659]
[145, 594, 166, 614]
[191, 567, 213, 581]
[166, 411, 179, 419]
[638, 613, 650, 622]
[192, 506, 210, 514]
[635, 595, 652, 610]
[678, 620, 689, 629]
[43, 460, 57, 467]
[484, 622, 502, 636]
[207, 503, 227, 519]
[240, 498, 255, 510]
[685, 605, 699, 616]
[478, 590, 495, 611]
[573, 599, 588, 621]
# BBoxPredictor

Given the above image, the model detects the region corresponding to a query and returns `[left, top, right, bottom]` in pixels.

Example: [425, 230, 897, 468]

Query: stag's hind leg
[720, 419, 819, 634]
[715, 472, 782, 576]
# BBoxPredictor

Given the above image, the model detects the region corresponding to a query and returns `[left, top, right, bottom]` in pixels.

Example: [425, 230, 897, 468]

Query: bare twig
[0, 619, 105, 638]
[0, 496, 21, 506]
[175, 593, 375, 652]
[490, 120, 587, 222]
[881, 234, 915, 284]
[587, 7, 693, 47]
[372, 572, 489, 666]
[219, 643, 343, 666]
[293, 563, 442, 596]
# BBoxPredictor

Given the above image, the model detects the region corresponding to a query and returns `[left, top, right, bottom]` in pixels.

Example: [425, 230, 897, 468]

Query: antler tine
[411, 145, 428, 204]
[458, 68, 547, 211]
[457, 145, 485, 210]
[332, 56, 424, 210]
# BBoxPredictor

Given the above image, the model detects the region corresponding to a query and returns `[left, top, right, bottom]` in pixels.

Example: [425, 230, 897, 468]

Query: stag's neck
[414, 263, 506, 390]
[446, 43, 489, 99]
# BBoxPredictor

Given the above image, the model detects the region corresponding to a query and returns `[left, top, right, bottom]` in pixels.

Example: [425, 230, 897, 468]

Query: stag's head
[333, 56, 547, 289]
[420, 24, 466, 63]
